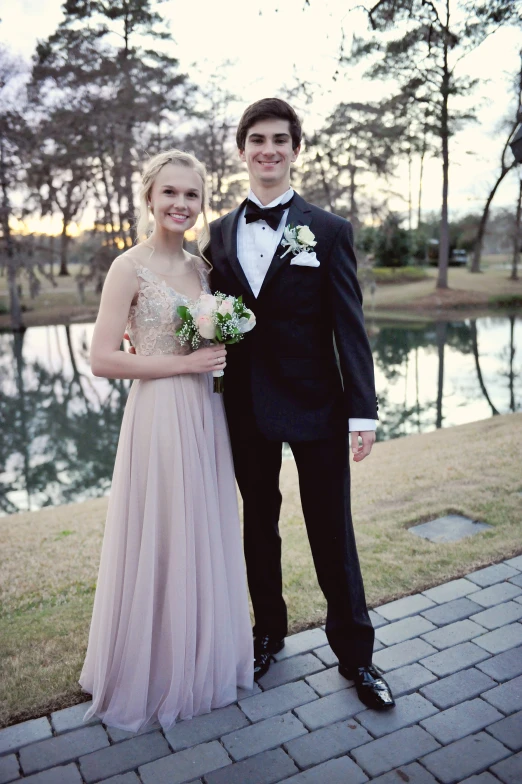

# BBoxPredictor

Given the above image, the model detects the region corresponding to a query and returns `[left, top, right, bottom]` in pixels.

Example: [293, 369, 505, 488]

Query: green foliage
[373, 214, 412, 268]
[371, 266, 428, 284]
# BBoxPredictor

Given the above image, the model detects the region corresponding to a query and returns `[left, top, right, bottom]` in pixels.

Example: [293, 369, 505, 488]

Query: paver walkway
[1, 556, 522, 784]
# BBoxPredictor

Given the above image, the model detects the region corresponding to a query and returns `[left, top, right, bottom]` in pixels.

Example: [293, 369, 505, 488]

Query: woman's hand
[185, 344, 227, 374]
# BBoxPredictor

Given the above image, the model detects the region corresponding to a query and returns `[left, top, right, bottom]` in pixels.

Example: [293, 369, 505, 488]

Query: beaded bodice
[126, 262, 210, 356]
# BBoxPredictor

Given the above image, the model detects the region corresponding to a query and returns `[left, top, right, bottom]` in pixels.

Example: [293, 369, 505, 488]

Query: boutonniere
[281, 224, 320, 267]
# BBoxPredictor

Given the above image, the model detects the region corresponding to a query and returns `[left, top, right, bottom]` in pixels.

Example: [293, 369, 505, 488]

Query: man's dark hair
[236, 98, 302, 152]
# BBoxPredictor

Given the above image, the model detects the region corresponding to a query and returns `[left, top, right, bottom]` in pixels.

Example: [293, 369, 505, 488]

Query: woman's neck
[145, 228, 187, 270]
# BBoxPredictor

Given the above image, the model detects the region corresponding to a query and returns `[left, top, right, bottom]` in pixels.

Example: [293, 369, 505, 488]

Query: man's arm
[328, 220, 378, 459]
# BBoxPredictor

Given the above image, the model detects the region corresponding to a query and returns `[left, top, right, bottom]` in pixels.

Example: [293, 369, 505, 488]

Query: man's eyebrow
[247, 132, 291, 139]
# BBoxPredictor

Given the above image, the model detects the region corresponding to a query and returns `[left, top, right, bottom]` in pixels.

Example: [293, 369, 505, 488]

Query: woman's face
[149, 163, 203, 235]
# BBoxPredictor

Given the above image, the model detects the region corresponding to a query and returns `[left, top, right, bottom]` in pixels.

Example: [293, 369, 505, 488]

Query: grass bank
[1, 413, 521, 727]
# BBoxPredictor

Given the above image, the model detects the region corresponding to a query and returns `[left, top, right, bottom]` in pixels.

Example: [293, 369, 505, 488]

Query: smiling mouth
[168, 213, 188, 220]
[258, 160, 280, 166]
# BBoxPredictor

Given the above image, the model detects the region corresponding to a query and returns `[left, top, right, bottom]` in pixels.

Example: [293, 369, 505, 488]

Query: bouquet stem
[213, 370, 225, 394]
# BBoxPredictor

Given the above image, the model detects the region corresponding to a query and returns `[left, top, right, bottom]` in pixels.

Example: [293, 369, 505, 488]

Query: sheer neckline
[135, 262, 205, 304]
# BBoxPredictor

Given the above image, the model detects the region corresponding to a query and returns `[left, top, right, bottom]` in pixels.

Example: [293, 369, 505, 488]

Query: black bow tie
[244, 196, 294, 231]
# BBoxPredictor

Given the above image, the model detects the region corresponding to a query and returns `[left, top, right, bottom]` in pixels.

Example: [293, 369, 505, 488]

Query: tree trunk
[59, 217, 70, 276]
[470, 320, 499, 416]
[417, 122, 427, 229]
[511, 174, 522, 281]
[508, 315, 515, 412]
[435, 321, 447, 429]
[0, 138, 23, 330]
[407, 144, 412, 232]
[437, 7, 450, 290]
[471, 164, 515, 273]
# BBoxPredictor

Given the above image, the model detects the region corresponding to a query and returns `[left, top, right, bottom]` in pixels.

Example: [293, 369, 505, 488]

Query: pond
[1, 314, 520, 515]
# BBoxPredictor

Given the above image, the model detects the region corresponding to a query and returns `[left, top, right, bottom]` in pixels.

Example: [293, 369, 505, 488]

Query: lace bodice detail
[127, 262, 210, 356]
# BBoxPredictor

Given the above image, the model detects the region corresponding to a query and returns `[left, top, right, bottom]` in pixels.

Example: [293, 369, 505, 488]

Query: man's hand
[350, 430, 376, 462]
[123, 332, 136, 354]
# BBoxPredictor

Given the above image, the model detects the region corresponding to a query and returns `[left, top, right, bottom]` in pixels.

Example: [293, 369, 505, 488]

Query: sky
[1, 0, 521, 225]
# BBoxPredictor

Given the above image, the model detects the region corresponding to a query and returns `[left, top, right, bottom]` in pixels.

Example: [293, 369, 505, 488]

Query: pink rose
[218, 299, 234, 316]
[196, 314, 216, 340]
[196, 293, 218, 317]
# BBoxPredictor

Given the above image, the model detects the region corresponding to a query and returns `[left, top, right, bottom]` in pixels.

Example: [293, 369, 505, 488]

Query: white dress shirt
[236, 188, 376, 434]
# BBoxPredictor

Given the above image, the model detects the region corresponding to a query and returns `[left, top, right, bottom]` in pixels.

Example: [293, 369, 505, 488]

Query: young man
[208, 98, 394, 710]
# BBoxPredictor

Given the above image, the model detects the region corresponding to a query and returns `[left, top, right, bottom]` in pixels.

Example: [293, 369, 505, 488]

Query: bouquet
[176, 292, 256, 392]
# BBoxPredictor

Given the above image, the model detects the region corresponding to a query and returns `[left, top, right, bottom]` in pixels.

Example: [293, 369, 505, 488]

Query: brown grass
[1, 413, 521, 727]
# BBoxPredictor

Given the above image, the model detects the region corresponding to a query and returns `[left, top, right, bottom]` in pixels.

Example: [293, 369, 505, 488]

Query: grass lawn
[1, 413, 521, 728]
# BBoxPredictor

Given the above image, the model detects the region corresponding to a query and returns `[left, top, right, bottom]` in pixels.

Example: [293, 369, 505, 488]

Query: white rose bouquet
[176, 293, 256, 392]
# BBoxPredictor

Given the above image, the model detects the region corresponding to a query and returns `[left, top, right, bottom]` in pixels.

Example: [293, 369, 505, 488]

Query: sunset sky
[2, 0, 521, 228]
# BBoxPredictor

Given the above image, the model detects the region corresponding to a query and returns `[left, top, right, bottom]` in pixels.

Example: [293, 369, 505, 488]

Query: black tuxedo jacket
[208, 192, 378, 441]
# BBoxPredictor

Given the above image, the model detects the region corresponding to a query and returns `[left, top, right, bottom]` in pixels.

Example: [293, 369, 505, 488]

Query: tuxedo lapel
[257, 192, 313, 297]
[220, 200, 255, 298]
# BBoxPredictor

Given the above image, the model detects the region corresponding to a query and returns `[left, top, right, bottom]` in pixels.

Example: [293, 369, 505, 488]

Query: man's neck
[249, 181, 292, 206]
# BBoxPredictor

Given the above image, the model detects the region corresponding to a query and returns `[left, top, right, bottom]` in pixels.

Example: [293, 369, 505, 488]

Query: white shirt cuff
[348, 418, 377, 432]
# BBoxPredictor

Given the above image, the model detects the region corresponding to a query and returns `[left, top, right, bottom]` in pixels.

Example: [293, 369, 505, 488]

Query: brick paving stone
[420, 667, 496, 709]
[294, 687, 363, 730]
[505, 555, 522, 570]
[460, 774, 504, 784]
[385, 663, 437, 697]
[239, 681, 317, 722]
[258, 653, 325, 690]
[105, 723, 161, 744]
[420, 697, 503, 744]
[352, 726, 440, 778]
[373, 638, 437, 672]
[356, 693, 437, 737]
[369, 609, 388, 628]
[421, 732, 510, 784]
[370, 762, 439, 784]
[278, 756, 368, 784]
[375, 616, 436, 646]
[482, 674, 522, 714]
[97, 775, 141, 784]
[491, 750, 522, 783]
[204, 748, 298, 784]
[374, 594, 436, 621]
[0, 754, 19, 784]
[273, 629, 328, 661]
[509, 573, 522, 587]
[21, 766, 82, 784]
[312, 645, 337, 667]
[471, 583, 522, 608]
[51, 702, 99, 734]
[421, 597, 484, 627]
[79, 730, 170, 783]
[20, 725, 109, 775]
[421, 619, 486, 650]
[474, 623, 522, 654]
[0, 718, 52, 755]
[477, 646, 522, 682]
[467, 564, 520, 587]
[422, 578, 480, 604]
[486, 710, 522, 751]
[420, 641, 490, 677]
[470, 601, 522, 630]
[236, 683, 261, 701]
[139, 740, 231, 784]
[515, 595, 522, 605]
[163, 705, 249, 751]
[305, 666, 351, 696]
[284, 719, 371, 769]
[221, 712, 307, 761]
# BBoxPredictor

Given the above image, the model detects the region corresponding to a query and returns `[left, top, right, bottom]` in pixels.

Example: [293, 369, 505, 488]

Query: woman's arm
[90, 256, 226, 380]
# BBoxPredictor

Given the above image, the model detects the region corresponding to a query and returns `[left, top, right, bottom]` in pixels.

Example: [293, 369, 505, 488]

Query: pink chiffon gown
[79, 260, 254, 732]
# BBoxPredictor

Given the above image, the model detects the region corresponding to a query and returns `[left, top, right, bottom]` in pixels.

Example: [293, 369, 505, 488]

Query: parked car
[450, 249, 468, 266]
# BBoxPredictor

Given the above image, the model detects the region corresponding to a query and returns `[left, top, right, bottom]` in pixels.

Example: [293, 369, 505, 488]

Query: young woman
[79, 150, 253, 732]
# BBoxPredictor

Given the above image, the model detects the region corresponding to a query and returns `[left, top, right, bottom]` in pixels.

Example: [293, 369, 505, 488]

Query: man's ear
[238, 148, 246, 162]
[291, 145, 301, 163]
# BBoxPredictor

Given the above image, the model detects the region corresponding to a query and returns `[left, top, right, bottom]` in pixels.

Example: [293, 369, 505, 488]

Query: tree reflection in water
[0, 316, 520, 513]
[0, 327, 129, 514]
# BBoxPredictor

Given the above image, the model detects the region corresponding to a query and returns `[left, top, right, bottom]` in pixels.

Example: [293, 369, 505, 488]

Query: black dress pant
[228, 419, 375, 668]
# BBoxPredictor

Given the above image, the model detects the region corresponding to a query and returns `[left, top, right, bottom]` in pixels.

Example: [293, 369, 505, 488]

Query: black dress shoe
[339, 663, 395, 710]
[253, 634, 285, 680]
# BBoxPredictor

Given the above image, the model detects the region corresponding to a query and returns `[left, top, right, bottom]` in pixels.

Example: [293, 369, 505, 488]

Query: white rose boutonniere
[281, 224, 319, 267]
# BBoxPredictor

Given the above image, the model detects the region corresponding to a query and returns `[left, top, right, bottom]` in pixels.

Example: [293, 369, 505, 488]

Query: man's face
[239, 118, 300, 189]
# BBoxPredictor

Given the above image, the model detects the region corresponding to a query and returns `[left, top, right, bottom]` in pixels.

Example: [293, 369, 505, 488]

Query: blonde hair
[136, 149, 210, 260]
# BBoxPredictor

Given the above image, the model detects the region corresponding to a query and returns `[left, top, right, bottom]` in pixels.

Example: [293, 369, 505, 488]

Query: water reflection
[0, 316, 520, 513]
[370, 315, 520, 441]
